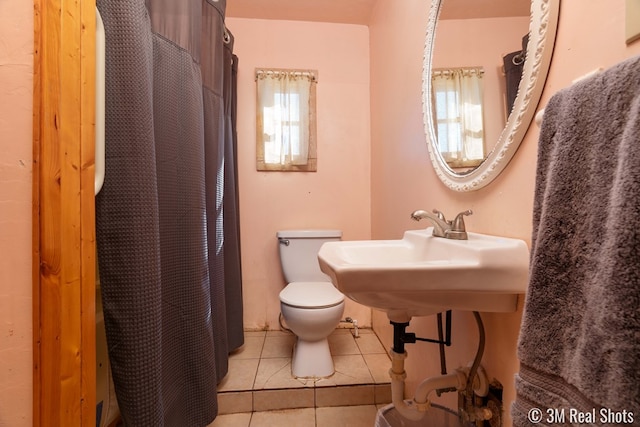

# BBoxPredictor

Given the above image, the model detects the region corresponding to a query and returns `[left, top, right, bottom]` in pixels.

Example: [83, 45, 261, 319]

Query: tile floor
[209, 328, 393, 427]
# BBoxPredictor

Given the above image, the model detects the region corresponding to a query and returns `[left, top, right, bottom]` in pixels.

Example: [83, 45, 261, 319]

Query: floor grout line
[212, 328, 392, 426]
[223, 328, 391, 392]
[216, 328, 392, 425]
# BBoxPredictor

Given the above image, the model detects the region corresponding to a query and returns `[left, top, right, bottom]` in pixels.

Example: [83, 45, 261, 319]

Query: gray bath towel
[513, 55, 640, 426]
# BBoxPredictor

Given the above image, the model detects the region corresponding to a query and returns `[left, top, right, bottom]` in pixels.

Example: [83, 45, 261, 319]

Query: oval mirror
[423, 0, 560, 191]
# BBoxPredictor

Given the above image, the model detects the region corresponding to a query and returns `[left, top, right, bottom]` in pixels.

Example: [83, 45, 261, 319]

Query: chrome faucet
[410, 209, 473, 240]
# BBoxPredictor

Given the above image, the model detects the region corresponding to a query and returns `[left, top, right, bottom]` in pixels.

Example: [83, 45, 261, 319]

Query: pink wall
[369, 0, 640, 425]
[0, 0, 33, 424]
[226, 18, 373, 330]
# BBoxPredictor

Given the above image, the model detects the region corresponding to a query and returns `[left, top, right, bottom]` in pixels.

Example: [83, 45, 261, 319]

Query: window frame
[431, 67, 486, 169]
[255, 68, 318, 172]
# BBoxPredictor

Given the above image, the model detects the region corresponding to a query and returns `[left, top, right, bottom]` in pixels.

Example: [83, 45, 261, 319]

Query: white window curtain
[431, 67, 485, 168]
[256, 69, 317, 171]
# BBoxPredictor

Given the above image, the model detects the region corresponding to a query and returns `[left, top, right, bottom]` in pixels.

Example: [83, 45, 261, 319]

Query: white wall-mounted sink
[317, 228, 529, 323]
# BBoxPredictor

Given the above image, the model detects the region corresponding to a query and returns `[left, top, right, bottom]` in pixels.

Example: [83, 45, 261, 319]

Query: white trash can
[375, 403, 468, 427]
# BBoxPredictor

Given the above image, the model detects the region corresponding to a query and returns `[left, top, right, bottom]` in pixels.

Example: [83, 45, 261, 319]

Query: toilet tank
[277, 229, 342, 283]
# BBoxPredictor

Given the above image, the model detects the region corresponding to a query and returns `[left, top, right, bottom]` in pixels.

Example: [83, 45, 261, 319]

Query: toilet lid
[280, 282, 345, 308]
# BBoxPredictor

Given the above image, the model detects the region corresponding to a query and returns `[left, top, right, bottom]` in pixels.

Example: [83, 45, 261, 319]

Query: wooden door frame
[33, 0, 97, 425]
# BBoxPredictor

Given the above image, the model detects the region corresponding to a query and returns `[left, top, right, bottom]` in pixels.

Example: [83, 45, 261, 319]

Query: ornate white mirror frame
[423, 0, 560, 192]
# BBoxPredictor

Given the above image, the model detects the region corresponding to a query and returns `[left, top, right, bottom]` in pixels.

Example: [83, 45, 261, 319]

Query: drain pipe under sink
[389, 349, 469, 421]
[388, 316, 490, 422]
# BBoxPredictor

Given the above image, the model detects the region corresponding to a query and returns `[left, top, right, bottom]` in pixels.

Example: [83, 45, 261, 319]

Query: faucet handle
[442, 210, 472, 240]
[432, 209, 448, 223]
[451, 209, 473, 232]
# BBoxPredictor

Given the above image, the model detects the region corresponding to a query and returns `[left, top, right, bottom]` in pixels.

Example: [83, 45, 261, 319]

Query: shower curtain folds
[95, 0, 243, 425]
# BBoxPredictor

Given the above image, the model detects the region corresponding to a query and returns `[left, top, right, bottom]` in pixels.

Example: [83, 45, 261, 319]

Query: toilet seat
[280, 282, 344, 309]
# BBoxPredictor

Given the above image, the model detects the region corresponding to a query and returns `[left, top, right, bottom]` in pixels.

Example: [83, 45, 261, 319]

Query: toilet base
[291, 338, 334, 378]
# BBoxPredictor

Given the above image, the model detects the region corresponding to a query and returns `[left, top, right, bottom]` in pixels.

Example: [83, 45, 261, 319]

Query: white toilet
[277, 229, 345, 378]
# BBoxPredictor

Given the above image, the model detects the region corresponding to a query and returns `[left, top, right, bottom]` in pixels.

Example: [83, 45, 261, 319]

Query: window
[431, 67, 485, 169]
[256, 68, 318, 172]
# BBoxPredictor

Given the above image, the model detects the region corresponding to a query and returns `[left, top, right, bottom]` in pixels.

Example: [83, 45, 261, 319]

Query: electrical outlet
[626, 0, 640, 44]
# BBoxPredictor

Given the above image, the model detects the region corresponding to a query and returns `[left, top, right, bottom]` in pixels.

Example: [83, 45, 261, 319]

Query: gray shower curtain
[503, 34, 529, 116]
[95, 0, 243, 425]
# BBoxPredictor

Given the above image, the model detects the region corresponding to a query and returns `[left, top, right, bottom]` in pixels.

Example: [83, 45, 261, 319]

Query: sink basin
[317, 228, 529, 322]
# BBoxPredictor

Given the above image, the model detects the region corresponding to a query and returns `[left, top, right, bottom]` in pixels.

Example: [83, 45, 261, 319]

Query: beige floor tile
[249, 408, 315, 427]
[230, 335, 265, 360]
[363, 353, 392, 384]
[316, 405, 378, 427]
[261, 334, 295, 358]
[329, 332, 360, 355]
[374, 384, 392, 404]
[355, 333, 387, 354]
[315, 384, 375, 407]
[316, 355, 373, 387]
[207, 412, 251, 427]
[243, 330, 267, 338]
[332, 327, 356, 335]
[217, 391, 253, 415]
[254, 357, 310, 389]
[223, 328, 389, 396]
[218, 359, 260, 392]
[265, 329, 293, 337]
[253, 388, 314, 411]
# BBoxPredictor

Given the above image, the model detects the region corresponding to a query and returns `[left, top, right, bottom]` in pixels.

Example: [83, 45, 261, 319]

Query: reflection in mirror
[431, 66, 486, 169]
[432, 0, 529, 171]
[503, 35, 529, 115]
[423, 0, 560, 191]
